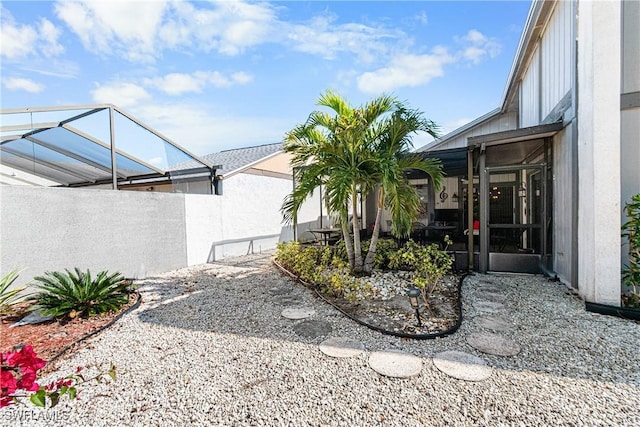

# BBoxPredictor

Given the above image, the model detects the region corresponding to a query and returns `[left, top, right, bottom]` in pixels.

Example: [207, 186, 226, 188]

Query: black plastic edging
[46, 291, 142, 367]
[585, 301, 640, 321]
[272, 259, 466, 340]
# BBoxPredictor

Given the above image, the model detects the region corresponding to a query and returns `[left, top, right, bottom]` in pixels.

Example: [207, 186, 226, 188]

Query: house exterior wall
[539, 0, 572, 119]
[552, 124, 574, 285]
[520, 47, 540, 127]
[622, 0, 640, 94]
[433, 112, 518, 150]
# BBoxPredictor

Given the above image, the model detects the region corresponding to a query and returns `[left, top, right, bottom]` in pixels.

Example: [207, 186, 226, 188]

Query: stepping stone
[282, 307, 315, 319]
[432, 350, 492, 381]
[11, 310, 54, 327]
[477, 285, 507, 294]
[473, 301, 506, 313]
[294, 320, 332, 338]
[368, 350, 422, 378]
[476, 292, 507, 304]
[475, 315, 512, 332]
[274, 296, 303, 305]
[319, 337, 365, 358]
[268, 287, 292, 296]
[467, 332, 521, 356]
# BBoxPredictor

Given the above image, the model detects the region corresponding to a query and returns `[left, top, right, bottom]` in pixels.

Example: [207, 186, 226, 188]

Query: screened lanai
[0, 105, 219, 194]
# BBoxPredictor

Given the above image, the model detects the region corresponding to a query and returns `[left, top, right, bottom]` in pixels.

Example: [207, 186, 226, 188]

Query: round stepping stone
[281, 307, 315, 320]
[476, 292, 507, 304]
[319, 337, 365, 358]
[432, 351, 492, 381]
[475, 315, 512, 332]
[473, 301, 506, 313]
[294, 320, 332, 338]
[467, 332, 521, 356]
[368, 350, 422, 378]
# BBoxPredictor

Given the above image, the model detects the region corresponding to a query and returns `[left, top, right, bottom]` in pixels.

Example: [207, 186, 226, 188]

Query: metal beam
[109, 107, 117, 189]
[62, 124, 164, 175]
[0, 122, 58, 133]
[467, 148, 474, 271]
[112, 105, 215, 169]
[0, 146, 94, 182]
[1, 104, 113, 115]
[25, 135, 124, 178]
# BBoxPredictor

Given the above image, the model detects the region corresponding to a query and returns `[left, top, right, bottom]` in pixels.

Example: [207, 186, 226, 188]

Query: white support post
[577, 0, 621, 305]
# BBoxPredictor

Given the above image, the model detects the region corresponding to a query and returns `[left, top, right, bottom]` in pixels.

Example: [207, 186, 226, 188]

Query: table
[425, 225, 457, 242]
[308, 228, 341, 246]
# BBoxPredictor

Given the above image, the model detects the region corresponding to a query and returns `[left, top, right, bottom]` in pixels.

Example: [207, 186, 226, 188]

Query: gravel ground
[2, 251, 639, 426]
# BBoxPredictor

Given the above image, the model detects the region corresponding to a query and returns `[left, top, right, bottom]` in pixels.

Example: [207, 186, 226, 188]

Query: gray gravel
[2, 252, 639, 426]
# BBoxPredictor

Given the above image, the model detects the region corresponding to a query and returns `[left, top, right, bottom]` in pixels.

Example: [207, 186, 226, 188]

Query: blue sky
[1, 1, 532, 156]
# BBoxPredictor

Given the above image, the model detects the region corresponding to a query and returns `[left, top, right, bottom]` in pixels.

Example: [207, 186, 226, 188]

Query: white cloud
[357, 48, 454, 94]
[91, 82, 151, 108]
[2, 77, 45, 93]
[144, 70, 253, 95]
[54, 0, 166, 62]
[458, 29, 501, 64]
[38, 18, 65, 57]
[0, 7, 64, 60]
[54, 0, 277, 62]
[415, 11, 428, 26]
[284, 14, 404, 63]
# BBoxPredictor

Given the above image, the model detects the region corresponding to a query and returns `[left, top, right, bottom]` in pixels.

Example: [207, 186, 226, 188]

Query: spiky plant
[30, 268, 130, 319]
[0, 270, 25, 316]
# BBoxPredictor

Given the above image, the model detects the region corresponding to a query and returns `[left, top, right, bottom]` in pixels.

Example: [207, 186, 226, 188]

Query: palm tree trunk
[351, 188, 363, 273]
[340, 209, 355, 270]
[364, 188, 384, 273]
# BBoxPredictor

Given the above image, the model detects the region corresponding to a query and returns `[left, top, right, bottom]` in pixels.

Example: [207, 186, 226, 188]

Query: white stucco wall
[0, 172, 314, 289]
[0, 186, 189, 289]
[577, 0, 622, 305]
[431, 112, 518, 150]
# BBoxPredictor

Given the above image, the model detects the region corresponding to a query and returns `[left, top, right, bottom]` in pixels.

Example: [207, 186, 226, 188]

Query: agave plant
[0, 270, 25, 316]
[30, 268, 130, 319]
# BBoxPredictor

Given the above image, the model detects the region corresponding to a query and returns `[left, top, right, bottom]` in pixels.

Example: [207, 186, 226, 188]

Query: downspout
[467, 147, 474, 271]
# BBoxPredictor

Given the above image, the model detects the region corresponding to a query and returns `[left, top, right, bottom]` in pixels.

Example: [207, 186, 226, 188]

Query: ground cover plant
[275, 238, 458, 335]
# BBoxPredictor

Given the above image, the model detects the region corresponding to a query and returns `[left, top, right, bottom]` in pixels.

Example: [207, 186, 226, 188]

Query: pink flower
[5, 346, 46, 373]
[1, 369, 18, 395]
[17, 371, 40, 392]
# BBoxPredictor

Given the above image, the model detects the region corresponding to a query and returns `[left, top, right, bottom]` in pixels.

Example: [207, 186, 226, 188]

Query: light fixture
[406, 287, 422, 327]
[452, 192, 458, 203]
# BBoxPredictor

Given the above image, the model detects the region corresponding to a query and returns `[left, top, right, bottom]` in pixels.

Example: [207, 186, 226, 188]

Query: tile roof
[172, 143, 283, 176]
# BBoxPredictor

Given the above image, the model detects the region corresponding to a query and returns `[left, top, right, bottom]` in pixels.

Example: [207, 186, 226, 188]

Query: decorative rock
[368, 350, 422, 378]
[294, 320, 332, 338]
[319, 337, 366, 358]
[473, 301, 506, 313]
[281, 307, 315, 319]
[10, 310, 54, 327]
[475, 315, 512, 332]
[432, 350, 492, 381]
[467, 332, 521, 356]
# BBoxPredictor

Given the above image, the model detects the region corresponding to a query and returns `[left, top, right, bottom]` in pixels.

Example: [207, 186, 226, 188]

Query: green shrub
[275, 242, 371, 301]
[388, 239, 453, 305]
[362, 238, 398, 270]
[622, 193, 640, 307]
[29, 268, 130, 319]
[0, 270, 25, 316]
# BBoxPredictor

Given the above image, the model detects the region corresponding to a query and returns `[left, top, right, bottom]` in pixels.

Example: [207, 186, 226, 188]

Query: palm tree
[363, 107, 443, 273]
[282, 90, 443, 274]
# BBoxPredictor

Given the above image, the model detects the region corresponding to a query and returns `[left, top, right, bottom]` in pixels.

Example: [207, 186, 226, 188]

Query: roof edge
[418, 108, 501, 152]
